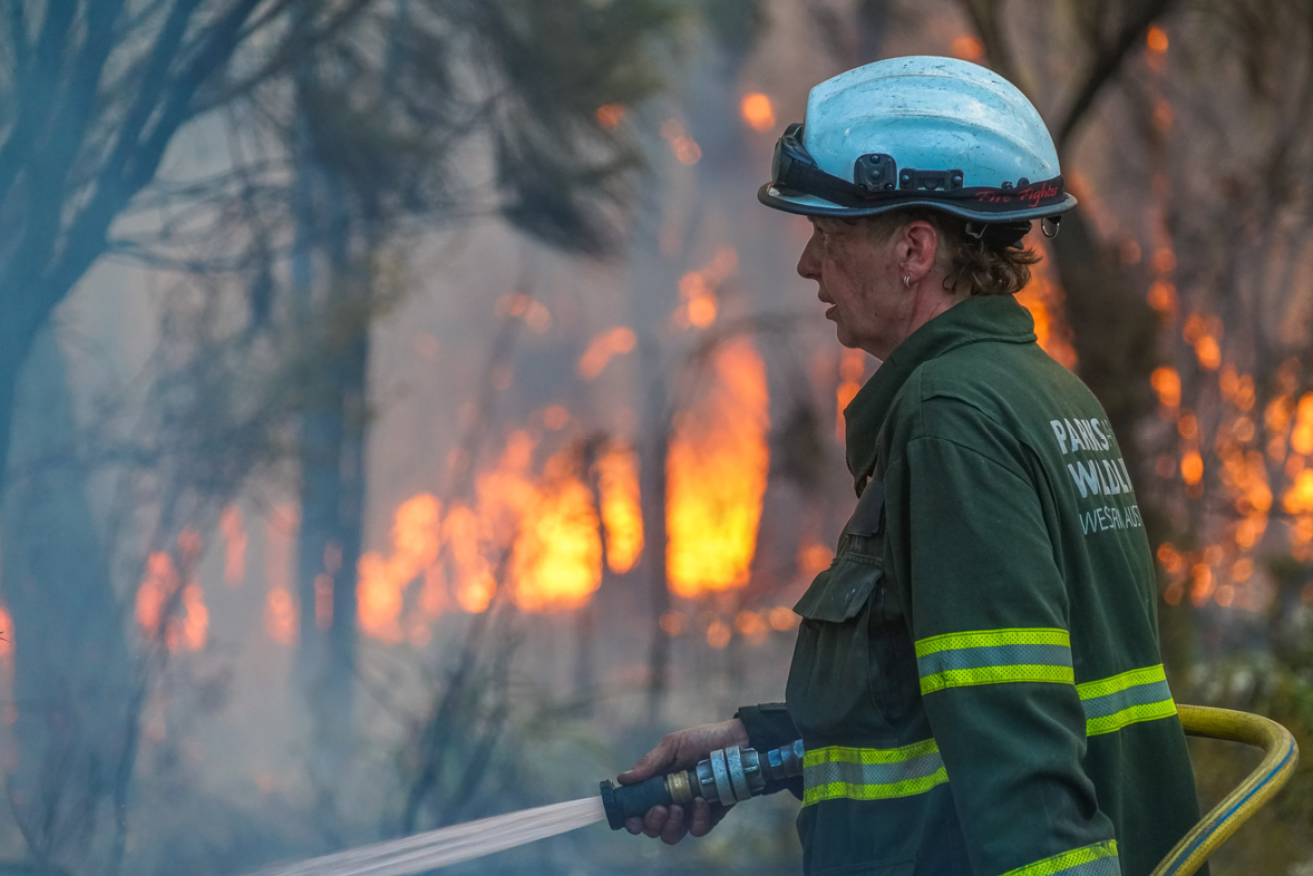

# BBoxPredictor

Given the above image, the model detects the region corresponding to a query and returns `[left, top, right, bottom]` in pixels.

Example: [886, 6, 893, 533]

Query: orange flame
[264, 506, 298, 644]
[136, 552, 207, 652]
[0, 604, 12, 659]
[596, 442, 644, 573]
[740, 93, 776, 132]
[578, 327, 637, 380]
[1016, 255, 1077, 368]
[136, 552, 178, 638]
[667, 338, 770, 597]
[265, 588, 297, 644]
[510, 453, 603, 612]
[220, 505, 246, 586]
[836, 348, 866, 441]
[357, 493, 443, 642]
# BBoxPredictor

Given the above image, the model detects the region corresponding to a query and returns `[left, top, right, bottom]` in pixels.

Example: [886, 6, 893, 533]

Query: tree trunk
[0, 327, 133, 869]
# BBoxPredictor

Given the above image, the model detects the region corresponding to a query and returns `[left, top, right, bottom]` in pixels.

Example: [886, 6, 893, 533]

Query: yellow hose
[1148, 704, 1300, 876]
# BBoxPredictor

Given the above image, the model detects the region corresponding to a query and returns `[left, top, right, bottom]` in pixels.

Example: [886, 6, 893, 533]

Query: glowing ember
[577, 327, 637, 380]
[1180, 450, 1204, 486]
[596, 104, 625, 129]
[1147, 26, 1169, 53]
[706, 618, 731, 649]
[220, 504, 246, 586]
[675, 248, 737, 330]
[667, 337, 770, 597]
[659, 119, 702, 166]
[951, 35, 984, 61]
[596, 443, 644, 574]
[1151, 367, 1181, 408]
[798, 541, 834, 576]
[740, 93, 776, 132]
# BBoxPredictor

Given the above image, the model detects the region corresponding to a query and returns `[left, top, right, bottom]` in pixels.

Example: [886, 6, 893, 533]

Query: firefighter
[619, 57, 1203, 876]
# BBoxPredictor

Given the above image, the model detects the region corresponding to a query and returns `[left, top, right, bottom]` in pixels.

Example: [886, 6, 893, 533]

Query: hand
[617, 718, 749, 845]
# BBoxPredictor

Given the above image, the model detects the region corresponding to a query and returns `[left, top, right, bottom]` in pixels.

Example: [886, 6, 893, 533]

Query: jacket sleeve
[734, 703, 803, 799]
[886, 406, 1121, 876]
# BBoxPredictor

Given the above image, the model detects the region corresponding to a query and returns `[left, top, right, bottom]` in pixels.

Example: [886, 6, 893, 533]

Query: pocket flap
[793, 553, 883, 622]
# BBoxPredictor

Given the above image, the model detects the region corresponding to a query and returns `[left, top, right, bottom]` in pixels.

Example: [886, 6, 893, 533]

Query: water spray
[599, 739, 805, 829]
[244, 739, 804, 876]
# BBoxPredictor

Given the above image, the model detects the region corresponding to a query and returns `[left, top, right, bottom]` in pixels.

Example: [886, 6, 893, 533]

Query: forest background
[0, 1, 1309, 875]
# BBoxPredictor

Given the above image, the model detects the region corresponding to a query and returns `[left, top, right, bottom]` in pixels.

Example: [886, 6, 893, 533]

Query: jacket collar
[844, 294, 1038, 490]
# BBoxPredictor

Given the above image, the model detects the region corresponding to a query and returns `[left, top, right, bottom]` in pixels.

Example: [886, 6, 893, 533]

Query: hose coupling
[600, 739, 804, 830]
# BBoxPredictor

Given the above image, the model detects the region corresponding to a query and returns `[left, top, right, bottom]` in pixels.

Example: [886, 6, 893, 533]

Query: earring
[902, 275, 911, 288]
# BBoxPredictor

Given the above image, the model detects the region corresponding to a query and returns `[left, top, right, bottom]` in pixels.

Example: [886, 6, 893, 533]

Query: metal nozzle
[600, 739, 804, 830]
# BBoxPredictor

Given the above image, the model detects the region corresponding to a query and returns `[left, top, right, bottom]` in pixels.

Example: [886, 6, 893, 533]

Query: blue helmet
[759, 56, 1076, 226]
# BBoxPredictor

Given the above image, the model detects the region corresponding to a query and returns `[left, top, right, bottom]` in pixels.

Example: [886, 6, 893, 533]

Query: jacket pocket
[788, 552, 895, 741]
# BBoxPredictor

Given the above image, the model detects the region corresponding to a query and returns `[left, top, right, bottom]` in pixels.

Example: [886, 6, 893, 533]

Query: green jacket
[738, 295, 1202, 876]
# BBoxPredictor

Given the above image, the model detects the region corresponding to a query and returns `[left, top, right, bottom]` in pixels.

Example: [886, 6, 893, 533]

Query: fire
[1147, 26, 1169, 53]
[740, 93, 776, 132]
[510, 453, 603, 612]
[1016, 254, 1077, 369]
[264, 506, 298, 644]
[220, 504, 246, 585]
[577, 327, 637, 380]
[136, 551, 208, 652]
[136, 552, 178, 637]
[445, 503, 496, 613]
[667, 337, 771, 597]
[265, 588, 297, 644]
[357, 493, 444, 642]
[0, 604, 11, 659]
[836, 348, 866, 441]
[675, 247, 737, 330]
[596, 442, 644, 573]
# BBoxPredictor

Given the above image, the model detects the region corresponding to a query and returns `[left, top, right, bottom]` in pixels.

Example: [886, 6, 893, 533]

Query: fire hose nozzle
[600, 739, 804, 830]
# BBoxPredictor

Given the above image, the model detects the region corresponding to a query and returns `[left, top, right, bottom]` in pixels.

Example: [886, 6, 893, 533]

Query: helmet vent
[898, 168, 965, 192]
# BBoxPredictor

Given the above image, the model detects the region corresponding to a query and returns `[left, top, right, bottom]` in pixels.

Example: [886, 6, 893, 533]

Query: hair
[861, 208, 1041, 296]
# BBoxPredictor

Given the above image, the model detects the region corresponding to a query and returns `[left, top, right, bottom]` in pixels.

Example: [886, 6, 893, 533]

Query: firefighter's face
[796, 216, 946, 360]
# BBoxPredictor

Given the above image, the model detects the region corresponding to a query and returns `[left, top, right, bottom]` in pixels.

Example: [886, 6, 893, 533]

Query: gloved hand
[616, 718, 749, 844]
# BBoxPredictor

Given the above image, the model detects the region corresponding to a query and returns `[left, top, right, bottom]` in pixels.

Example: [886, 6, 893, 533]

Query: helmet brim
[757, 183, 1078, 223]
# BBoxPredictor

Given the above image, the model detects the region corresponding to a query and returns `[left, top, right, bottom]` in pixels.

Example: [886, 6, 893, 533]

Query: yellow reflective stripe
[1076, 664, 1166, 700]
[803, 767, 948, 806]
[802, 740, 946, 807]
[803, 738, 939, 767]
[914, 627, 1070, 657]
[1085, 700, 1178, 737]
[1000, 840, 1120, 876]
[1078, 664, 1177, 737]
[920, 664, 1075, 695]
